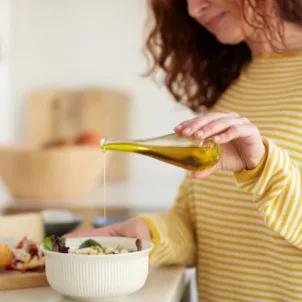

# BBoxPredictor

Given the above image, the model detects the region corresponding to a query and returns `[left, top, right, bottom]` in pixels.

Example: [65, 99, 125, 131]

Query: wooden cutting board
[0, 269, 48, 290]
[0, 213, 48, 290]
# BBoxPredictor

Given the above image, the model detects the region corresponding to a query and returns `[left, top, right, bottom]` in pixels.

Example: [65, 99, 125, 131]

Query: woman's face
[187, 0, 254, 45]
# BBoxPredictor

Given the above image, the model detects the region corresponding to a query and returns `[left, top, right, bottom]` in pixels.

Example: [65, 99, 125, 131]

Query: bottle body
[100, 133, 220, 171]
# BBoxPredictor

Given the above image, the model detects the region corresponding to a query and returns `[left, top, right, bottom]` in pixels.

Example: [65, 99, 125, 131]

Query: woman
[67, 0, 302, 301]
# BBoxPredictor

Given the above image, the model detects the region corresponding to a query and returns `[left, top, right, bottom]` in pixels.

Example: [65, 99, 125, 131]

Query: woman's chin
[214, 31, 245, 46]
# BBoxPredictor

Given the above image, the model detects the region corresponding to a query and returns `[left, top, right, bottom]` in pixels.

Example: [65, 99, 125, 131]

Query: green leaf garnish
[43, 236, 52, 251]
[79, 239, 102, 249]
[43, 235, 69, 253]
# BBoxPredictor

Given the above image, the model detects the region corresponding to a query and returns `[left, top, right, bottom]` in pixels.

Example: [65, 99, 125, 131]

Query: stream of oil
[103, 153, 107, 227]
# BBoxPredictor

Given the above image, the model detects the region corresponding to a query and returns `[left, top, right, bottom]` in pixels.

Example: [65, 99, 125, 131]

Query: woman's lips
[205, 12, 227, 30]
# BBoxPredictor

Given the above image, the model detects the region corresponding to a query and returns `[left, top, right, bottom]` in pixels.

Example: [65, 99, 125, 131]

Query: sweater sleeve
[234, 136, 302, 248]
[139, 174, 196, 266]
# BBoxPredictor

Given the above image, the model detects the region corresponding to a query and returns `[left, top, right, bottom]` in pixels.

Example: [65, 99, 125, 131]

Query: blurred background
[0, 0, 196, 235]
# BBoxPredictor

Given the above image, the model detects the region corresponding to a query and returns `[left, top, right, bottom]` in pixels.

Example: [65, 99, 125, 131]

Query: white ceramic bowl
[41, 237, 154, 302]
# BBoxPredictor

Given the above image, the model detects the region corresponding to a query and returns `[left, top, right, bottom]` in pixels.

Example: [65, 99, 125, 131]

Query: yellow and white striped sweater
[141, 52, 302, 302]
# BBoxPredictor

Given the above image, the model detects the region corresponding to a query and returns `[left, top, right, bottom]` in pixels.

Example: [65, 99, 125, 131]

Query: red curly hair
[144, 0, 302, 112]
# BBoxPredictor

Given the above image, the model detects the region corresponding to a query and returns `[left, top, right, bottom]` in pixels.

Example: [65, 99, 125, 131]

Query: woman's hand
[175, 112, 266, 178]
[64, 218, 152, 241]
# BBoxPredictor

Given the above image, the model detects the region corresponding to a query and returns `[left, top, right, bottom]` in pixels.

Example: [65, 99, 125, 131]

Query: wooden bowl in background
[0, 144, 108, 203]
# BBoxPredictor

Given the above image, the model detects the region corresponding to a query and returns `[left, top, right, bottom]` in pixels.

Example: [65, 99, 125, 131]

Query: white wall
[9, 0, 195, 209]
[0, 0, 13, 208]
[0, 0, 12, 143]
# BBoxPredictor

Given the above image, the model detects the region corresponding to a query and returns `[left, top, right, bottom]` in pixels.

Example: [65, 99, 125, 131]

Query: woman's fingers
[174, 118, 196, 133]
[175, 112, 240, 136]
[213, 123, 259, 144]
[194, 116, 251, 140]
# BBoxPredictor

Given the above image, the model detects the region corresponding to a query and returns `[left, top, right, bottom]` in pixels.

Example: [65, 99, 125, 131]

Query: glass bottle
[100, 133, 220, 171]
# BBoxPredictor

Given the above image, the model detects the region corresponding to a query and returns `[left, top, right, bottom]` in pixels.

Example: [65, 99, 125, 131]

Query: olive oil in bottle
[100, 133, 220, 171]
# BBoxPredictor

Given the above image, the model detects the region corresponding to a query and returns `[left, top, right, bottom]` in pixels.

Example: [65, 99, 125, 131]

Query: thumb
[191, 164, 219, 179]
[115, 218, 152, 241]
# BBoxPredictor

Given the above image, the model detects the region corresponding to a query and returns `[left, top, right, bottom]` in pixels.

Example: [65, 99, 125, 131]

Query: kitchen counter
[2, 266, 196, 302]
[1, 180, 179, 213]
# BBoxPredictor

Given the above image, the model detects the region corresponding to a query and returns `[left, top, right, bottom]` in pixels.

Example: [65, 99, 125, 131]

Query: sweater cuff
[138, 215, 161, 257]
[234, 138, 269, 183]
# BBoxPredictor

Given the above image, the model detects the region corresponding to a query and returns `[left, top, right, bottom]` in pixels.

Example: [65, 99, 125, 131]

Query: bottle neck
[100, 138, 140, 152]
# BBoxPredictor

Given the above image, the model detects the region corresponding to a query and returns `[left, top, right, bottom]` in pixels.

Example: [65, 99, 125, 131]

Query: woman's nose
[187, 0, 208, 18]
